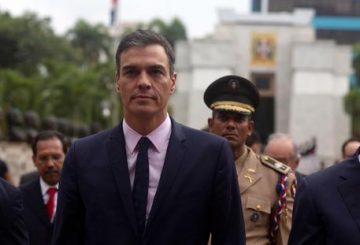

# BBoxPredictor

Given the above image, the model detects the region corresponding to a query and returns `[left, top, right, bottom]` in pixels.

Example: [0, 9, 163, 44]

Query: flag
[110, 0, 118, 26]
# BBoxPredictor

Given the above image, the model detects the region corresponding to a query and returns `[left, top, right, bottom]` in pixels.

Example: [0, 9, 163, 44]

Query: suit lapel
[105, 123, 137, 234]
[146, 120, 186, 229]
[337, 157, 360, 233]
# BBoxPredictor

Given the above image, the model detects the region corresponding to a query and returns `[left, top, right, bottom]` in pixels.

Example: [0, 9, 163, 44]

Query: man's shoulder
[0, 179, 21, 207]
[19, 179, 43, 206]
[306, 157, 357, 185]
[71, 126, 117, 151]
[258, 154, 292, 175]
[0, 178, 19, 196]
[174, 122, 227, 144]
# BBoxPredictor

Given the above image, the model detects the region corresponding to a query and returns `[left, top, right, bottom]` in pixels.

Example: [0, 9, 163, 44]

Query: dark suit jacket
[19, 171, 39, 186]
[20, 178, 53, 245]
[289, 151, 360, 245]
[0, 178, 28, 244]
[52, 120, 245, 245]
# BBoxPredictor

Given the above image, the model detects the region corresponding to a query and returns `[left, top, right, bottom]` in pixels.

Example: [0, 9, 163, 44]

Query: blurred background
[1, 0, 360, 183]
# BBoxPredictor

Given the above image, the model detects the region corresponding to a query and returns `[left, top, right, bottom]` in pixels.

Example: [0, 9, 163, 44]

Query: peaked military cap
[204, 75, 260, 115]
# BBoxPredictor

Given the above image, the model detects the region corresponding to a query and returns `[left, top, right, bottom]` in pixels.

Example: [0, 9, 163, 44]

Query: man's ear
[32, 155, 37, 168]
[248, 120, 255, 135]
[170, 72, 177, 94]
[208, 118, 214, 132]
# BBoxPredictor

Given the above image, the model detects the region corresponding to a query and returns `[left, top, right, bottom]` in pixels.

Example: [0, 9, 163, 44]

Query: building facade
[171, 9, 352, 170]
[263, 0, 360, 44]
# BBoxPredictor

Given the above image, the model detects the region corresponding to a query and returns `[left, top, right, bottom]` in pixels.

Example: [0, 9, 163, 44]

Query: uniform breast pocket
[244, 196, 272, 228]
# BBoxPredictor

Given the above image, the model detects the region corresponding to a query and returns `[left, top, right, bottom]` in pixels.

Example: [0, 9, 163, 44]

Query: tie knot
[137, 137, 151, 151]
[47, 187, 57, 196]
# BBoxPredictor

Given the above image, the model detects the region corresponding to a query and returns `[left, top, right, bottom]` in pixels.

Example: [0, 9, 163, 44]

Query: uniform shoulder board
[260, 155, 291, 175]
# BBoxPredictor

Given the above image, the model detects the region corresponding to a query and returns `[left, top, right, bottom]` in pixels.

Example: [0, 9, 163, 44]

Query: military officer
[204, 75, 296, 245]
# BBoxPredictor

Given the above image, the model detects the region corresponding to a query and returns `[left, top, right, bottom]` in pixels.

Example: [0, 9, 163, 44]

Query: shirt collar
[123, 115, 172, 153]
[39, 177, 59, 196]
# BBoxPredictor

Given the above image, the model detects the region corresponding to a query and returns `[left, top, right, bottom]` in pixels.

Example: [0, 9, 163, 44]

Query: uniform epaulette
[259, 155, 291, 175]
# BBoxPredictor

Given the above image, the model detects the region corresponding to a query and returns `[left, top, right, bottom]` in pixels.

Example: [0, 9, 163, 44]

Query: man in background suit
[19, 171, 38, 186]
[264, 133, 304, 183]
[20, 130, 66, 245]
[0, 177, 28, 244]
[289, 147, 360, 244]
[52, 29, 245, 245]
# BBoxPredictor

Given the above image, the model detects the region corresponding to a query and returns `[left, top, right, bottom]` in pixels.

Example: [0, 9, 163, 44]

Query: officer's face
[208, 110, 254, 150]
[33, 138, 65, 186]
[115, 44, 176, 122]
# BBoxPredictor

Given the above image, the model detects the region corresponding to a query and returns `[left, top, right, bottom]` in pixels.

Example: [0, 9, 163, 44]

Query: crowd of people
[0, 29, 359, 245]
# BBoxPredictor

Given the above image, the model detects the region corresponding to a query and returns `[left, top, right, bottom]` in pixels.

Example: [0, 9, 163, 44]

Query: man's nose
[138, 72, 151, 90]
[47, 159, 56, 168]
[225, 119, 236, 129]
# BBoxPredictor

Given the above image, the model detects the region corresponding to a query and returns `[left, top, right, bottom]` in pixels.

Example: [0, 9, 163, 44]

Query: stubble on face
[208, 111, 253, 158]
[116, 45, 176, 131]
[33, 138, 65, 186]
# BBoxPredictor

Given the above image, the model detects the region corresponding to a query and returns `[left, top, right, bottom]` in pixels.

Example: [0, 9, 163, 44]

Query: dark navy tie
[133, 137, 151, 236]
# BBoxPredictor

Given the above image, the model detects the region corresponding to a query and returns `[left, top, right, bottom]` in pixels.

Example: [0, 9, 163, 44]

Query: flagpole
[110, 0, 121, 126]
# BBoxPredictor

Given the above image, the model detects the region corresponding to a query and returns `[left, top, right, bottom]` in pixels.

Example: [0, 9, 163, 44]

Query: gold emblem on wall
[251, 32, 277, 66]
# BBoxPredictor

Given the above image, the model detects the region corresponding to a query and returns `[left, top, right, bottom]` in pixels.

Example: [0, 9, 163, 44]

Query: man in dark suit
[52, 29, 245, 245]
[288, 147, 360, 245]
[0, 177, 28, 244]
[20, 130, 67, 245]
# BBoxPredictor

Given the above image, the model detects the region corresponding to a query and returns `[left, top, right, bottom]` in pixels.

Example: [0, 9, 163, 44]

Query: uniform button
[250, 212, 260, 222]
[256, 204, 261, 210]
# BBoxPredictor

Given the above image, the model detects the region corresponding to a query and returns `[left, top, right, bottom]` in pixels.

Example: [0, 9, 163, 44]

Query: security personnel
[204, 75, 296, 245]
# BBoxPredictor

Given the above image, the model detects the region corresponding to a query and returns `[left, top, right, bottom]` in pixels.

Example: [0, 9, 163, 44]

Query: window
[251, 73, 275, 97]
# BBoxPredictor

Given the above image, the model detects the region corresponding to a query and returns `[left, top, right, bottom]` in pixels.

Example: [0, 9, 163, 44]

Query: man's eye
[219, 116, 229, 122]
[52, 155, 61, 160]
[151, 69, 163, 75]
[123, 69, 137, 75]
[235, 117, 246, 123]
[39, 156, 48, 161]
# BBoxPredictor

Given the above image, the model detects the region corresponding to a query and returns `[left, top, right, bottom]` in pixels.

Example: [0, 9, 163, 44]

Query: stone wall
[0, 142, 35, 186]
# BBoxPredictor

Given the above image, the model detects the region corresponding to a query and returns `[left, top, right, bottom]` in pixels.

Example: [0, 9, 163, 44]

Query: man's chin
[43, 175, 60, 186]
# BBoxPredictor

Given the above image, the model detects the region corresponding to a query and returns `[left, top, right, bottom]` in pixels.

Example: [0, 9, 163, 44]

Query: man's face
[33, 138, 65, 186]
[265, 139, 298, 170]
[208, 111, 253, 150]
[116, 44, 176, 121]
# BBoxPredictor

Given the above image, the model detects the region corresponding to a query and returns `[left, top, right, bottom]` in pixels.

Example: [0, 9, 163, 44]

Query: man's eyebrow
[121, 65, 136, 70]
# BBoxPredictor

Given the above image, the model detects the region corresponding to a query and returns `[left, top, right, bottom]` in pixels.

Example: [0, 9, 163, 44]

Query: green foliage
[0, 10, 188, 140]
[149, 17, 187, 47]
[0, 10, 115, 137]
[344, 43, 360, 137]
[67, 19, 112, 67]
[128, 17, 188, 47]
[353, 43, 360, 87]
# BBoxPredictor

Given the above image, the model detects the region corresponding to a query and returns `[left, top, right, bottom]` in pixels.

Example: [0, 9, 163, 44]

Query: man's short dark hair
[32, 130, 67, 155]
[115, 29, 175, 77]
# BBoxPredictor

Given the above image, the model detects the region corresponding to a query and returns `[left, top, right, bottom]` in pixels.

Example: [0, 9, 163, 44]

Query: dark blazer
[52, 120, 245, 245]
[0, 178, 28, 244]
[19, 171, 39, 186]
[20, 178, 53, 245]
[289, 150, 360, 245]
